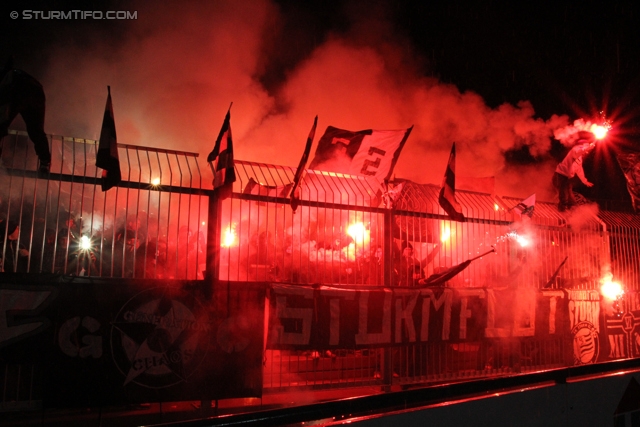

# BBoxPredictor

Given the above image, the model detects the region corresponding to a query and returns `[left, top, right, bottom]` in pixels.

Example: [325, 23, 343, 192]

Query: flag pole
[543, 256, 569, 288]
[468, 246, 496, 263]
[289, 115, 318, 212]
[207, 102, 233, 173]
[96, 85, 121, 191]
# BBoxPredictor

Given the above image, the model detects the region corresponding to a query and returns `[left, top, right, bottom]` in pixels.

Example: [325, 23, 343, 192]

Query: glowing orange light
[440, 224, 451, 242]
[494, 203, 500, 211]
[591, 125, 608, 140]
[151, 177, 161, 186]
[347, 222, 367, 243]
[202, 221, 206, 226]
[516, 234, 530, 247]
[222, 225, 237, 247]
[601, 275, 623, 300]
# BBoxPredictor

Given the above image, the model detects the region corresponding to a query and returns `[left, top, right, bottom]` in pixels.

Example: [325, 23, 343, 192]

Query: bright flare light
[222, 225, 237, 247]
[80, 235, 91, 250]
[151, 177, 161, 186]
[347, 222, 367, 243]
[601, 277, 624, 300]
[440, 224, 451, 242]
[591, 125, 608, 140]
[516, 234, 530, 247]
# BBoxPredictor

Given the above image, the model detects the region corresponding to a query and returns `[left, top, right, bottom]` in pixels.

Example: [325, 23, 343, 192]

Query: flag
[615, 151, 640, 212]
[543, 256, 568, 288]
[243, 178, 292, 199]
[438, 143, 466, 222]
[308, 125, 412, 183]
[289, 116, 318, 211]
[419, 247, 494, 287]
[95, 86, 121, 191]
[381, 181, 404, 209]
[513, 193, 536, 218]
[421, 259, 472, 287]
[207, 107, 236, 199]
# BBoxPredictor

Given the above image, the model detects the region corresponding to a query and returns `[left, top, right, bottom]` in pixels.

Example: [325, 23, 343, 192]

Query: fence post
[205, 192, 222, 293]
[382, 207, 395, 390]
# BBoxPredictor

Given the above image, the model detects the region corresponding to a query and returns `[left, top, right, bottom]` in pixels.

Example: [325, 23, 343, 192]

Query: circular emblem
[110, 287, 211, 389]
[572, 321, 599, 365]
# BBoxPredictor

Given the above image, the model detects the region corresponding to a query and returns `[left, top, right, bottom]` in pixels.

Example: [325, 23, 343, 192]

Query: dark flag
[207, 106, 236, 199]
[438, 142, 466, 222]
[543, 256, 568, 288]
[308, 125, 412, 183]
[243, 177, 292, 199]
[513, 193, 536, 219]
[421, 260, 472, 287]
[420, 248, 494, 287]
[615, 151, 640, 212]
[289, 116, 318, 211]
[95, 86, 121, 191]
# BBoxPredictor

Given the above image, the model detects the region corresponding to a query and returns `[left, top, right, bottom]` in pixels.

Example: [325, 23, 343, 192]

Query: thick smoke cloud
[33, 0, 573, 201]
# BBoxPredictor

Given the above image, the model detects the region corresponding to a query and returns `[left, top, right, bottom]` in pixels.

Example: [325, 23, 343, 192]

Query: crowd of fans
[0, 203, 205, 280]
[236, 224, 447, 287]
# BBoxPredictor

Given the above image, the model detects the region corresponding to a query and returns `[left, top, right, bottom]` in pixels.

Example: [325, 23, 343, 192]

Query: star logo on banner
[111, 288, 211, 389]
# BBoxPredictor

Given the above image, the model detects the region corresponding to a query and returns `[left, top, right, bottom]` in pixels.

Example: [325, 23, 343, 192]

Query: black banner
[267, 284, 579, 349]
[0, 275, 264, 407]
[603, 290, 640, 361]
[3, 277, 636, 409]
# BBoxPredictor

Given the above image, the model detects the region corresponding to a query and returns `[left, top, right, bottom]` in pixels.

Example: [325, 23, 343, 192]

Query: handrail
[150, 358, 640, 427]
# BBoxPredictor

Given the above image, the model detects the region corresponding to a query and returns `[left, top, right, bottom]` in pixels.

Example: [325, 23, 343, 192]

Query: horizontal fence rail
[0, 131, 209, 279]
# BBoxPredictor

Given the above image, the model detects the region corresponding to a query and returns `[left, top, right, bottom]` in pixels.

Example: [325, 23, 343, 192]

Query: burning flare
[515, 234, 530, 247]
[600, 274, 623, 300]
[440, 223, 451, 243]
[347, 222, 368, 244]
[222, 225, 237, 247]
[590, 124, 609, 140]
[80, 235, 92, 250]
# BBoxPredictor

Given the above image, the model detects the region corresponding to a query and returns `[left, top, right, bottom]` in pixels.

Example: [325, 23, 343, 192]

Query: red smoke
[37, 0, 573, 202]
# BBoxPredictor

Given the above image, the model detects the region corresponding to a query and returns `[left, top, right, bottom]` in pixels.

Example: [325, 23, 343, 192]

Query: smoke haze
[11, 0, 583, 201]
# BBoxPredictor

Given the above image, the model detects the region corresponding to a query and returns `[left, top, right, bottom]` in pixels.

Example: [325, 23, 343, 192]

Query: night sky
[2, 0, 640, 207]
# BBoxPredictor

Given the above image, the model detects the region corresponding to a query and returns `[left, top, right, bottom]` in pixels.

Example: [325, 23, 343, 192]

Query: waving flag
[615, 151, 640, 212]
[243, 178, 292, 198]
[420, 248, 494, 287]
[289, 116, 318, 211]
[95, 86, 121, 191]
[308, 125, 412, 183]
[421, 259, 472, 287]
[207, 106, 236, 199]
[513, 193, 536, 218]
[438, 143, 466, 222]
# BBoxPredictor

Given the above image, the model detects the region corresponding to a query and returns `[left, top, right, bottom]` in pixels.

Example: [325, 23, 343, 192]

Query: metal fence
[222, 161, 613, 292]
[2, 130, 640, 404]
[0, 130, 209, 279]
[227, 160, 632, 389]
